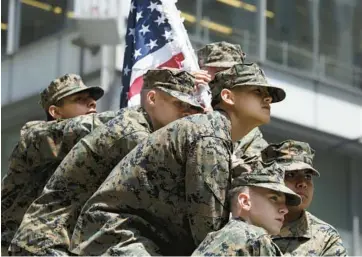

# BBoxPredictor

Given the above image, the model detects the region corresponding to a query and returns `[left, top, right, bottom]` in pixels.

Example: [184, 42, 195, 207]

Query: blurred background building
[1, 0, 362, 254]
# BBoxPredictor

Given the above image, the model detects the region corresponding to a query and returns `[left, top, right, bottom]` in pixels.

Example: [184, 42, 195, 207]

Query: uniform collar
[139, 106, 154, 132]
[273, 211, 312, 239]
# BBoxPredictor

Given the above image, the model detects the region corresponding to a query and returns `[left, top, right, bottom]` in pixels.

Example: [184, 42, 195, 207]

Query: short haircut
[44, 98, 65, 121]
[228, 186, 248, 212]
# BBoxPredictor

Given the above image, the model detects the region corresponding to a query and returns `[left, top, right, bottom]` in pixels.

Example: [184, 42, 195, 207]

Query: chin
[256, 116, 270, 125]
[268, 227, 281, 236]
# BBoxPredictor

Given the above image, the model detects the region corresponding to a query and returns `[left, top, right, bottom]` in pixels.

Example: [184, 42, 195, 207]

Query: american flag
[120, 0, 187, 107]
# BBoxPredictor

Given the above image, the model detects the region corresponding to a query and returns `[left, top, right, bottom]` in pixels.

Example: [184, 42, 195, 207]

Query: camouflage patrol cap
[39, 74, 104, 110]
[232, 161, 302, 206]
[143, 68, 203, 109]
[197, 41, 246, 68]
[209, 63, 286, 105]
[261, 140, 320, 177]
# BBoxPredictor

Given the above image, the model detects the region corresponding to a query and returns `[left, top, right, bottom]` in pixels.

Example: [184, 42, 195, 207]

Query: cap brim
[232, 83, 286, 103]
[203, 61, 240, 68]
[249, 183, 302, 206]
[59, 86, 104, 102]
[156, 87, 204, 109]
[283, 162, 320, 177]
[267, 86, 286, 103]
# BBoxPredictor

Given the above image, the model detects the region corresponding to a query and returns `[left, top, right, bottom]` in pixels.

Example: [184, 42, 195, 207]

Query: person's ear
[238, 192, 251, 211]
[146, 90, 157, 106]
[220, 88, 235, 106]
[48, 105, 62, 119]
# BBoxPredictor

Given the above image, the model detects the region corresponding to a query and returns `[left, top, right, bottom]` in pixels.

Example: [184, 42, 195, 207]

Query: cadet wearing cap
[9, 68, 203, 256]
[39, 73, 104, 121]
[1, 110, 117, 256]
[197, 41, 246, 76]
[262, 140, 347, 256]
[68, 63, 283, 256]
[197, 42, 271, 160]
[192, 161, 301, 256]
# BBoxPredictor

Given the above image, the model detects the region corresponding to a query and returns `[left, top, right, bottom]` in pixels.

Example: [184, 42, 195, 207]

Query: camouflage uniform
[1, 111, 117, 255]
[273, 211, 347, 256]
[9, 69, 203, 256]
[39, 73, 104, 110]
[69, 110, 233, 256]
[67, 63, 285, 256]
[197, 42, 269, 159]
[233, 127, 268, 160]
[192, 161, 301, 256]
[262, 140, 347, 256]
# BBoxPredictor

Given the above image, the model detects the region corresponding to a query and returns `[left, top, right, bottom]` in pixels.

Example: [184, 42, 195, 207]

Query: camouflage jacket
[192, 218, 283, 256]
[9, 107, 153, 256]
[233, 127, 268, 159]
[1, 111, 117, 253]
[69, 110, 233, 256]
[272, 211, 347, 256]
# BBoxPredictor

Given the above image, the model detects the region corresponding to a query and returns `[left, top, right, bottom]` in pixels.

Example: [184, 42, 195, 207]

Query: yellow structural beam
[1, 23, 8, 30]
[217, 0, 274, 18]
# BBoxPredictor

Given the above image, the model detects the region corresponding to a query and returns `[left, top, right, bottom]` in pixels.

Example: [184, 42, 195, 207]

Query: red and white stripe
[127, 41, 185, 107]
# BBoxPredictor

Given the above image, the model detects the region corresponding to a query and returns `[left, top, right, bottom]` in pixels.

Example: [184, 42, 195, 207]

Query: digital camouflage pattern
[192, 218, 282, 256]
[192, 161, 300, 256]
[197, 41, 246, 68]
[210, 63, 286, 105]
[233, 127, 268, 160]
[143, 68, 203, 109]
[198, 42, 268, 159]
[262, 140, 320, 176]
[1, 111, 117, 255]
[9, 68, 202, 256]
[39, 73, 104, 110]
[272, 211, 347, 256]
[9, 107, 153, 256]
[231, 161, 301, 206]
[69, 110, 233, 256]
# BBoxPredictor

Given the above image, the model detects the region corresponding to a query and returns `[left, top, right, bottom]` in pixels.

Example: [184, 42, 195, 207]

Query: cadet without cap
[197, 41, 246, 68]
[232, 160, 302, 206]
[143, 68, 203, 109]
[210, 63, 286, 105]
[39, 74, 104, 110]
[261, 140, 320, 177]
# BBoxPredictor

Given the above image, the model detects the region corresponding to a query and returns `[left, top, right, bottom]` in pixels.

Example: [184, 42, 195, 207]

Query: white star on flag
[155, 15, 165, 25]
[121, 0, 210, 109]
[146, 39, 158, 50]
[147, 2, 159, 12]
[128, 28, 135, 37]
[139, 24, 150, 36]
[133, 48, 142, 59]
[162, 30, 172, 40]
[130, 1, 136, 13]
[136, 11, 143, 22]
[123, 65, 130, 76]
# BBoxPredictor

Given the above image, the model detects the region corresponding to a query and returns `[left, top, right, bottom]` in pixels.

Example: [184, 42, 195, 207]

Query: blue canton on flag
[120, 0, 184, 107]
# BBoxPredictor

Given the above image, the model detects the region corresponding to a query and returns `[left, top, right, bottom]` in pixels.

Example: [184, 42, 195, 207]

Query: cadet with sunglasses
[262, 140, 347, 256]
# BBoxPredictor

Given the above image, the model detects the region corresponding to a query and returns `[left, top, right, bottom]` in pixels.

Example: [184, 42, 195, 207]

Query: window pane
[266, 0, 314, 72]
[19, 0, 68, 47]
[1, 0, 9, 55]
[176, 0, 258, 58]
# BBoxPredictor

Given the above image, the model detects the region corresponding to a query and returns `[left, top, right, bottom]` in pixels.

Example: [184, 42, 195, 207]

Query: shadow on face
[145, 89, 203, 130]
[284, 169, 314, 211]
